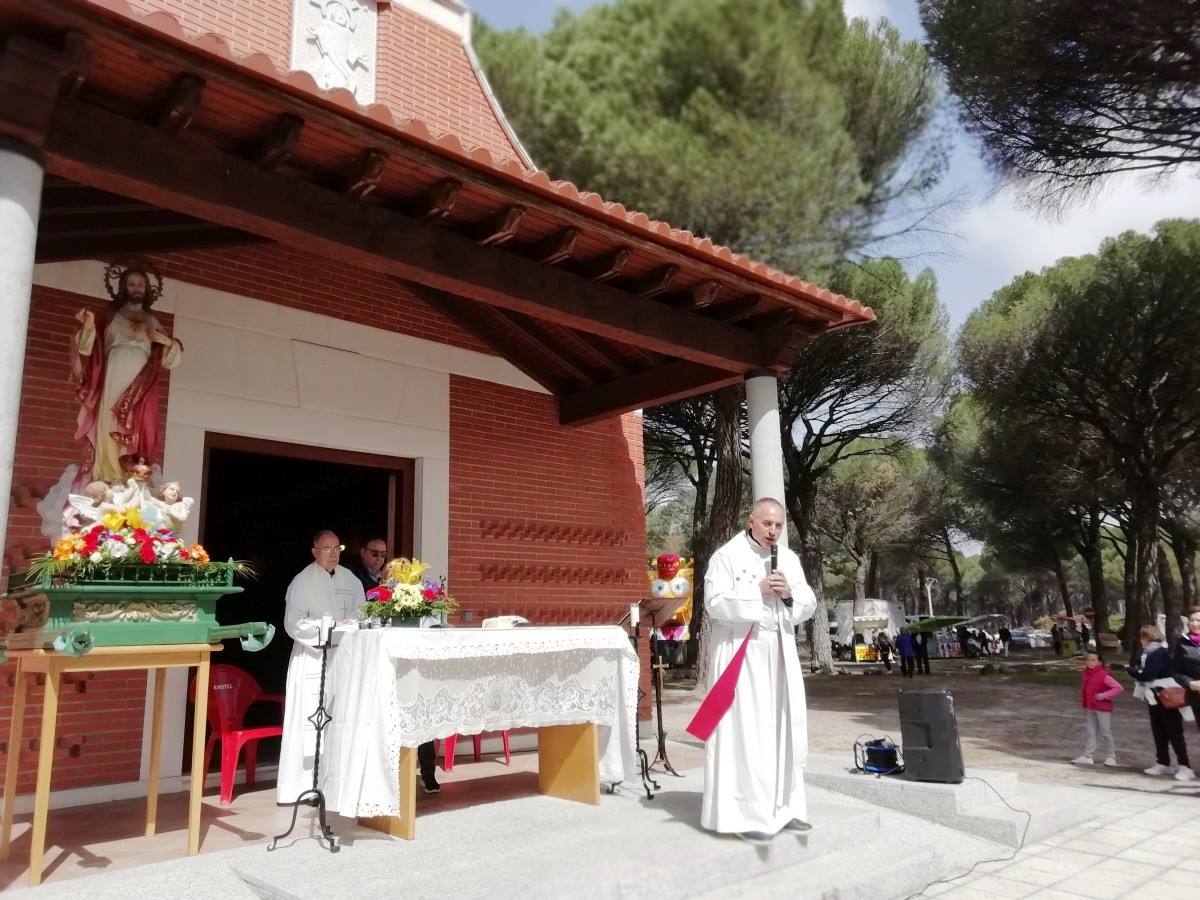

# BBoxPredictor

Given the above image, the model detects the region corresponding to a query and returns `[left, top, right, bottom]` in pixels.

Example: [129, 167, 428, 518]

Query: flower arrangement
[25, 507, 250, 587]
[361, 557, 457, 623]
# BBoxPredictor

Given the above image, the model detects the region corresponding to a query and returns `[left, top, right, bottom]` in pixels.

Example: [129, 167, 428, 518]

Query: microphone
[770, 544, 792, 608]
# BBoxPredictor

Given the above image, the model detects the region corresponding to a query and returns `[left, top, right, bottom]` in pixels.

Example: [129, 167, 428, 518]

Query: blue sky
[468, 0, 1200, 330]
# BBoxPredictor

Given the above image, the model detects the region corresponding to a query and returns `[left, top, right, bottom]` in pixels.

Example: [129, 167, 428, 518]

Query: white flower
[89, 552, 103, 563]
[392, 584, 423, 609]
[105, 540, 129, 559]
[157, 542, 177, 559]
[125, 536, 136, 545]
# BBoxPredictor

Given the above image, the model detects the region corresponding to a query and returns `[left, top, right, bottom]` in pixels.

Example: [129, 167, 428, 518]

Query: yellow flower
[123, 506, 146, 529]
[102, 511, 126, 531]
[53, 537, 77, 561]
[386, 557, 430, 585]
[188, 544, 210, 564]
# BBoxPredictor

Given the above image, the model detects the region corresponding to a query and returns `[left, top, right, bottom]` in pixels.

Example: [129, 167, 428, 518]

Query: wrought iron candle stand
[269, 631, 339, 853]
[638, 595, 686, 778]
[612, 604, 658, 799]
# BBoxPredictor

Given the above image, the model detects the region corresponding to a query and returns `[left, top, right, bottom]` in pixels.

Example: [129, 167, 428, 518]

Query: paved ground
[662, 650, 1199, 791]
[655, 649, 1200, 899]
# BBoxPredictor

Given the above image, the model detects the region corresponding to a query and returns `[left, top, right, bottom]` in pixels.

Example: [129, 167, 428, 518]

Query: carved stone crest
[291, 0, 378, 104]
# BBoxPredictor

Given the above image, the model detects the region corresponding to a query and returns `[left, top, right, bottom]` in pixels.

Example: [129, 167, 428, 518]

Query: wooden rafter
[533, 227, 579, 265]
[486, 309, 599, 385]
[42, 98, 767, 371]
[405, 283, 570, 394]
[559, 362, 744, 426]
[3, 5, 853, 327]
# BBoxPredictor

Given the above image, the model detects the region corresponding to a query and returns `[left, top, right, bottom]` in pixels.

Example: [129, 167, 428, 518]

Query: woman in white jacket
[1129, 625, 1194, 781]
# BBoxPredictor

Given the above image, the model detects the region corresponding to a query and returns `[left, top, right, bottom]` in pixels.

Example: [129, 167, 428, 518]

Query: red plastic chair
[438, 731, 511, 772]
[189, 664, 284, 804]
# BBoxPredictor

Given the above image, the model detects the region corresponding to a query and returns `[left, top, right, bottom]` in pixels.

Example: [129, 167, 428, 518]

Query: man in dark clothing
[998, 625, 1012, 657]
[956, 624, 971, 658]
[1051, 624, 1063, 656]
[347, 537, 389, 592]
[914, 630, 931, 674]
[896, 629, 917, 678]
[1081, 622, 1091, 649]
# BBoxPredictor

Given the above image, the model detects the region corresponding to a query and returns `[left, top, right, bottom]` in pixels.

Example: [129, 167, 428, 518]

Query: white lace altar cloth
[320, 626, 640, 818]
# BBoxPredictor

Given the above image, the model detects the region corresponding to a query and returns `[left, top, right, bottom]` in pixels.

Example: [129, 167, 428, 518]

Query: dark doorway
[185, 434, 414, 770]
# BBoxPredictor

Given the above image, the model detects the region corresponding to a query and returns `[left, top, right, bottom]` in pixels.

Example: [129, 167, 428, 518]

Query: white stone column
[745, 371, 787, 548]
[0, 142, 44, 578]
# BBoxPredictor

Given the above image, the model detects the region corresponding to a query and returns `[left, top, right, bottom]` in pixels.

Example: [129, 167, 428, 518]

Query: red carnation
[422, 586, 439, 601]
[82, 529, 102, 554]
[139, 542, 156, 564]
[367, 585, 393, 603]
[132, 528, 150, 543]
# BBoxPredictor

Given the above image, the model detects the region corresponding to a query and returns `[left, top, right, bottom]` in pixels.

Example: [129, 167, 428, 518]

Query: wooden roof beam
[487, 308, 599, 386]
[533, 226, 579, 265]
[343, 148, 387, 200]
[419, 178, 461, 221]
[634, 264, 680, 299]
[705, 294, 762, 323]
[406, 283, 570, 394]
[21, 8, 857, 326]
[475, 205, 525, 246]
[44, 99, 764, 370]
[156, 73, 203, 134]
[249, 114, 304, 170]
[559, 361, 744, 426]
[569, 331, 632, 377]
[581, 247, 630, 282]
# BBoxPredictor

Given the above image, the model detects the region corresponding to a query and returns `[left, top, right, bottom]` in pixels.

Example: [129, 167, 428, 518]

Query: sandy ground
[657, 650, 1200, 792]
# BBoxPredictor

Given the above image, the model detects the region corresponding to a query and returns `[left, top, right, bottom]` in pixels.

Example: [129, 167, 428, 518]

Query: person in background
[875, 631, 893, 672]
[957, 623, 971, 658]
[1129, 624, 1194, 781]
[348, 536, 388, 591]
[1051, 624, 1063, 656]
[998, 624, 1012, 657]
[1072, 649, 1123, 767]
[1173, 606, 1200, 732]
[1081, 621, 1091, 650]
[914, 629, 931, 674]
[896, 628, 917, 678]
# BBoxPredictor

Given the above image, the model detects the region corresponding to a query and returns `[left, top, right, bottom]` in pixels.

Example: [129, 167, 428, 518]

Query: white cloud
[842, 0, 891, 23]
[936, 170, 1200, 326]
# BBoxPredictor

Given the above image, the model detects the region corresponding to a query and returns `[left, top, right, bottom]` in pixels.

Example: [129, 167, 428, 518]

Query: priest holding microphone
[694, 498, 817, 845]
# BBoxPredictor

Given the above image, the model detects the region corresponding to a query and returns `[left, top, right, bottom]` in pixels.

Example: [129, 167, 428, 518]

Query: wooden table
[359, 721, 601, 840]
[0, 643, 220, 886]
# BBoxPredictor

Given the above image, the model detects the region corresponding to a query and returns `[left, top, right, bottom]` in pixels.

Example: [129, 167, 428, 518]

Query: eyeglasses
[314, 545, 344, 554]
[366, 550, 387, 557]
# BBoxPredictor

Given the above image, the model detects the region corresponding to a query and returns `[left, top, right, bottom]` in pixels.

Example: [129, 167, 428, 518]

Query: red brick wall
[447, 377, 650, 711]
[2, 247, 651, 794]
[119, 0, 525, 161]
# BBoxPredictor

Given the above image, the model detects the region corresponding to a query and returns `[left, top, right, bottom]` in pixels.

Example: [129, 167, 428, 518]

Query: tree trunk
[1081, 506, 1110, 634]
[1158, 543, 1183, 643]
[693, 384, 744, 686]
[1121, 524, 1138, 654]
[942, 527, 965, 615]
[865, 551, 880, 599]
[1053, 555, 1074, 618]
[1165, 518, 1198, 612]
[1124, 485, 1159, 666]
[854, 548, 871, 603]
[790, 480, 833, 674]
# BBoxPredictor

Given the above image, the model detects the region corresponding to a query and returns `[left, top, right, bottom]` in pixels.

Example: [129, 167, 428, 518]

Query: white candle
[629, 604, 640, 627]
[320, 614, 334, 645]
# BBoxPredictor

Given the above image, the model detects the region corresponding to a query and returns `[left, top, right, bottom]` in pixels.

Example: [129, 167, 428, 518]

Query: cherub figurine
[66, 480, 122, 526]
[144, 481, 194, 532]
[64, 478, 144, 530]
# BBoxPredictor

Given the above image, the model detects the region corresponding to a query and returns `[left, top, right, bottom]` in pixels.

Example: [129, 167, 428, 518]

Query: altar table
[319, 626, 639, 839]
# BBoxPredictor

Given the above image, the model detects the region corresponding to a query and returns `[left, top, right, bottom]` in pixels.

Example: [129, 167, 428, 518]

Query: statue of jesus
[71, 268, 182, 484]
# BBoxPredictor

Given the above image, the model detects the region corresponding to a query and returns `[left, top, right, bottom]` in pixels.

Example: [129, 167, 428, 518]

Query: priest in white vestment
[277, 530, 365, 803]
[701, 498, 817, 844]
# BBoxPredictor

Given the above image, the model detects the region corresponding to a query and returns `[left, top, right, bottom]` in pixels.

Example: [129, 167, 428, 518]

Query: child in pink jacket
[1072, 649, 1124, 767]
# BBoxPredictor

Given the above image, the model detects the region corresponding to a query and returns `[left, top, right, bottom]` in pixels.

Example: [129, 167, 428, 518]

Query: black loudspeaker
[898, 689, 964, 784]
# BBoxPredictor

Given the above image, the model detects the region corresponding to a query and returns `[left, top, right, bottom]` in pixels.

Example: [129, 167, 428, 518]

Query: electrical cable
[902, 775, 1032, 899]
